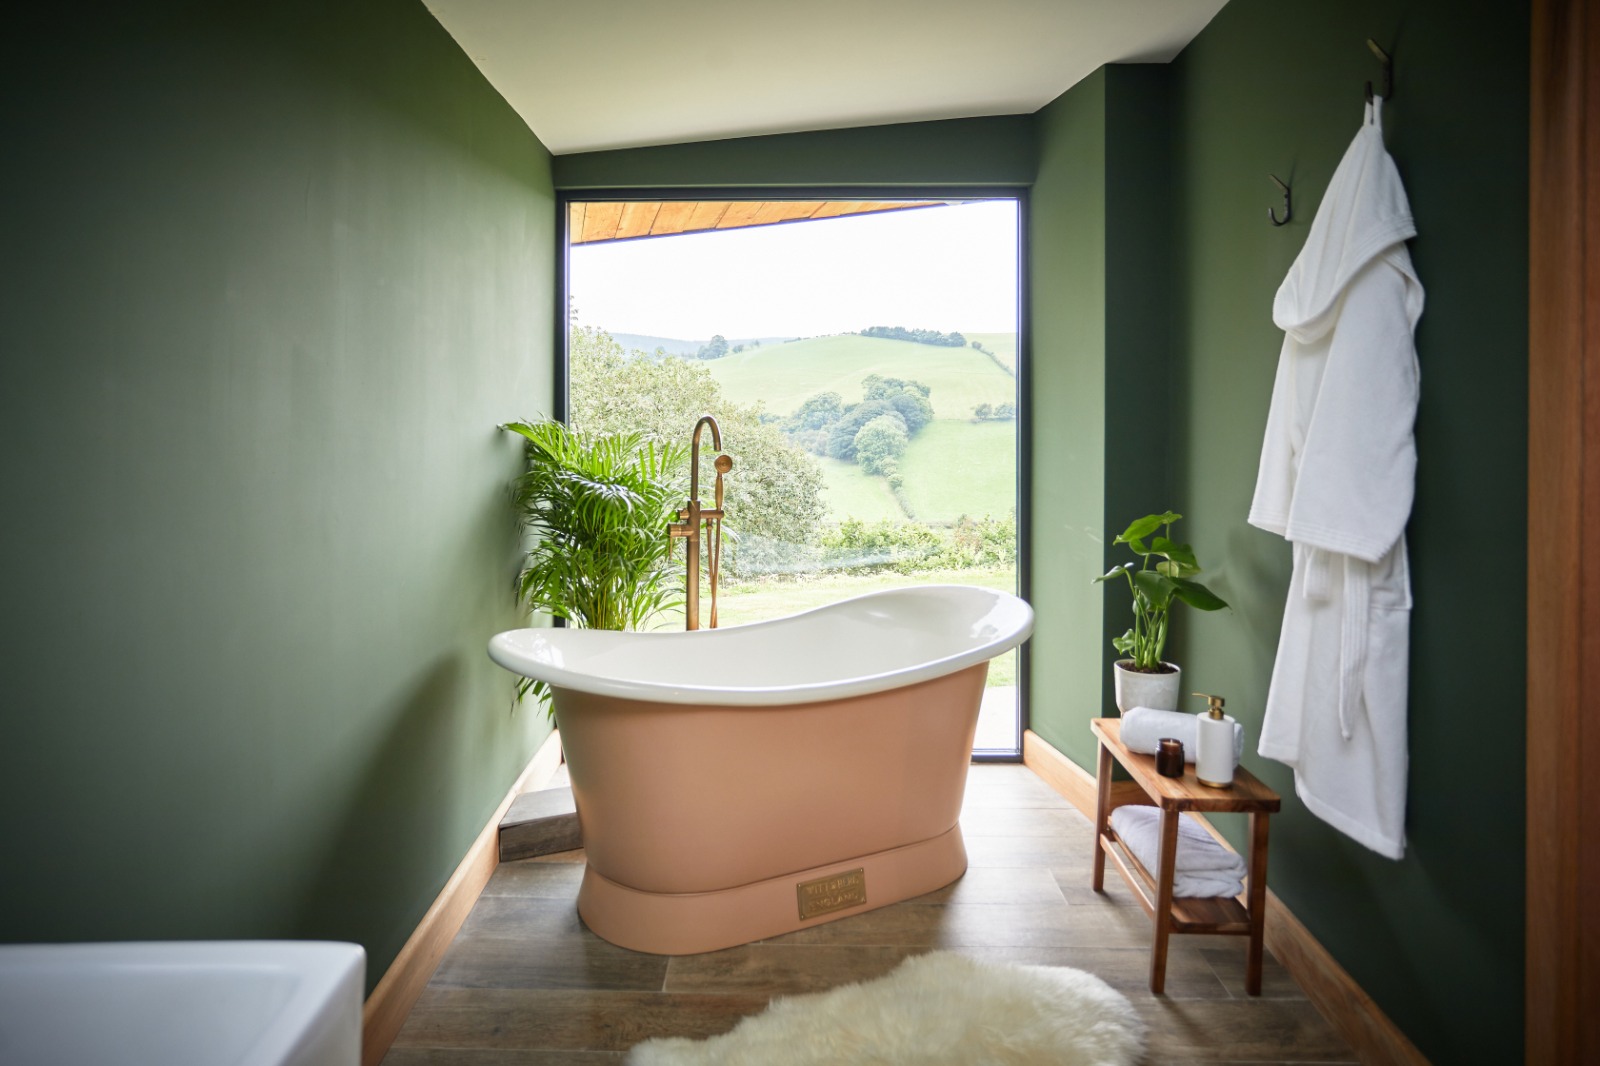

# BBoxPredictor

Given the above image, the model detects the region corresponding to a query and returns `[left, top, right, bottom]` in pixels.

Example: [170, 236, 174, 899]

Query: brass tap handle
[708, 454, 732, 629]
[715, 457, 730, 506]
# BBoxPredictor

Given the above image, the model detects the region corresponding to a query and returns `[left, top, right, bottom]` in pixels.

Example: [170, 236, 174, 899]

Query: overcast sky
[569, 199, 1019, 341]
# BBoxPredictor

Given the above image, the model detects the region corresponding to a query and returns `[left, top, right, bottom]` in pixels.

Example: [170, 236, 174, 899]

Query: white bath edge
[487, 584, 1034, 706]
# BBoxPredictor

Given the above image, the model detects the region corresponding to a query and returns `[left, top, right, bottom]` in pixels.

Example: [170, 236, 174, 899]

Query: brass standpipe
[666, 415, 733, 631]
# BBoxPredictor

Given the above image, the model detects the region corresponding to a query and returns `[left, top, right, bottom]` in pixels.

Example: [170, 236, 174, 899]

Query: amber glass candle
[1155, 738, 1185, 778]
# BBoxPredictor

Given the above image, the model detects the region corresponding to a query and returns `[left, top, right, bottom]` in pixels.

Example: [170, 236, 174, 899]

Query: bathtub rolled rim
[487, 584, 1034, 707]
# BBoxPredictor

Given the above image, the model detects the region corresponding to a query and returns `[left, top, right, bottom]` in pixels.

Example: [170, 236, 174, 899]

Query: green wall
[1026, 1, 1528, 1059]
[0, 0, 556, 992]
[1100, 67, 1185, 729]
[553, 116, 1038, 190]
[1165, 2, 1528, 1059]
[1025, 72, 1110, 761]
[1028, 65, 1187, 762]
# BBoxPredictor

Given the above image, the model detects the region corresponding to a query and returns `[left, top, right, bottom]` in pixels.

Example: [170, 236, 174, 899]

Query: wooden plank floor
[383, 764, 1357, 1064]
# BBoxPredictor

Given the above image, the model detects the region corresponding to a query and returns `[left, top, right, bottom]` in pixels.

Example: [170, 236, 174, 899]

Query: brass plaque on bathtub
[796, 868, 866, 920]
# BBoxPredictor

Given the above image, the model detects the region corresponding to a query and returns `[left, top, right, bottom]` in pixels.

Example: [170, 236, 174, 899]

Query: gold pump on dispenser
[1193, 692, 1236, 788]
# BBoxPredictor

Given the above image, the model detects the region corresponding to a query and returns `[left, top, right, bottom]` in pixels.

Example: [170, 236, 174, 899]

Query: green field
[818, 456, 903, 521]
[898, 419, 1016, 523]
[965, 332, 1018, 374]
[701, 332, 1019, 525]
[706, 334, 1014, 420]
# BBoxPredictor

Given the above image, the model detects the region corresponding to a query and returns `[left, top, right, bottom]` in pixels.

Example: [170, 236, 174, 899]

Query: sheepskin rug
[625, 951, 1145, 1066]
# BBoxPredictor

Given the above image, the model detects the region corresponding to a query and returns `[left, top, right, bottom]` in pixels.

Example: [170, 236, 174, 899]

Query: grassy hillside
[706, 334, 1014, 420]
[899, 419, 1016, 523]
[966, 332, 1018, 374]
[818, 456, 903, 522]
[698, 331, 1019, 526]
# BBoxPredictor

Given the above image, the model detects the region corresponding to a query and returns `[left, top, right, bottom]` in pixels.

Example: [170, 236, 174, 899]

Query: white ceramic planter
[1113, 660, 1182, 713]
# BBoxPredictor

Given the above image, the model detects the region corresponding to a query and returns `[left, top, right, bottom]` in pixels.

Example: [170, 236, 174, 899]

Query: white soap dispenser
[1193, 692, 1235, 789]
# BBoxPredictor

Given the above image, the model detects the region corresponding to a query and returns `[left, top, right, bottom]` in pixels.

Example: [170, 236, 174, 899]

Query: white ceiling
[423, 0, 1228, 155]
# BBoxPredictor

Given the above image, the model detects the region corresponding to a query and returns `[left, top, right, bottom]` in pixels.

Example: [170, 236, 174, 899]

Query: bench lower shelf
[1098, 829, 1251, 935]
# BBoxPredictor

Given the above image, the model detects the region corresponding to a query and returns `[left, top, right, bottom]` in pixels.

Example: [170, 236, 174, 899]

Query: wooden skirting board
[1021, 729, 1146, 814]
[1022, 728, 1429, 1066]
[360, 728, 564, 1066]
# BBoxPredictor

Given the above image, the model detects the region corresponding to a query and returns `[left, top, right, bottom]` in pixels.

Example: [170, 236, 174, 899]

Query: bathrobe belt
[1302, 548, 1368, 741]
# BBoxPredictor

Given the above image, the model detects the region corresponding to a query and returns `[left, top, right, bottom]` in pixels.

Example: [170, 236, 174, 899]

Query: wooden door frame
[1527, 0, 1599, 1060]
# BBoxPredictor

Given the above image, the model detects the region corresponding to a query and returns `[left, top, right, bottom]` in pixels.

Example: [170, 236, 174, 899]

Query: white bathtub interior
[489, 584, 1033, 705]
[0, 940, 365, 1066]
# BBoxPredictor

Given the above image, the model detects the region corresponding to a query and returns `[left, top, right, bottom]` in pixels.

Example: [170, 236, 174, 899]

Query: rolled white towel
[1110, 806, 1246, 876]
[1120, 706, 1243, 764]
[1109, 805, 1246, 898]
[1168, 871, 1245, 899]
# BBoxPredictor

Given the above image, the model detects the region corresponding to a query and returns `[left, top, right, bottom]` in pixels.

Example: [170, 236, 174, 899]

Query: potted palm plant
[502, 420, 688, 704]
[1094, 511, 1228, 712]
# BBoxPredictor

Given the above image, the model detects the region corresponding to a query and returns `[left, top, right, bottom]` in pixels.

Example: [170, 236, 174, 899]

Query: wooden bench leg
[1092, 740, 1113, 891]
[1149, 807, 1180, 994]
[1245, 811, 1270, 996]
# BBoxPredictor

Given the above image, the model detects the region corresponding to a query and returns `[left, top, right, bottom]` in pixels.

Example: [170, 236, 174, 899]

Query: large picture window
[564, 194, 1025, 755]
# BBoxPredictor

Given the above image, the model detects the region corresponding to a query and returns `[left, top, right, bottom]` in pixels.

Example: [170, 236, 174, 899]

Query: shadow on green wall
[292, 654, 469, 993]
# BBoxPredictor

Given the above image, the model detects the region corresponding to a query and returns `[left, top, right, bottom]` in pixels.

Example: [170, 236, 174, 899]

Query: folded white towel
[1109, 805, 1246, 898]
[1120, 707, 1244, 764]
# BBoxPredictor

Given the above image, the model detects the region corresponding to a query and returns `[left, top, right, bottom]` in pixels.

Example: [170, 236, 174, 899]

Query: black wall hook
[1268, 174, 1292, 226]
[1365, 38, 1393, 103]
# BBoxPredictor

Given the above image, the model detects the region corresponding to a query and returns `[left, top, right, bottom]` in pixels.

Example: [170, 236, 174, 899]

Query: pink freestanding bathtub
[487, 585, 1033, 954]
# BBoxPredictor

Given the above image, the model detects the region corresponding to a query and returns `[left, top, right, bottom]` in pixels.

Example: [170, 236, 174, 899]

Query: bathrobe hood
[1274, 98, 1420, 344]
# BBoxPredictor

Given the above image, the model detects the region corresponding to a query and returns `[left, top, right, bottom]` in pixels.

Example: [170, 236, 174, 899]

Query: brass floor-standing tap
[666, 415, 733, 630]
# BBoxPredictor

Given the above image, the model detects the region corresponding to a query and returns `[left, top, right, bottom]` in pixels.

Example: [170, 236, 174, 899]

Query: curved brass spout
[667, 415, 732, 630]
[688, 414, 721, 505]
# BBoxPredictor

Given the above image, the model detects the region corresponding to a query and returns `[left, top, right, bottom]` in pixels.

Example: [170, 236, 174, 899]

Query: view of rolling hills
[702, 331, 1017, 524]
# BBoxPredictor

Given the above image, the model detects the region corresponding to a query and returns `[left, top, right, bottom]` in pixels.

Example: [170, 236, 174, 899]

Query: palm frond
[505, 419, 688, 632]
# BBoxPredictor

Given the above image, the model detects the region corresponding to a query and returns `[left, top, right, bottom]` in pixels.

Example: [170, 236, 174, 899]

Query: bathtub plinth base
[576, 824, 968, 955]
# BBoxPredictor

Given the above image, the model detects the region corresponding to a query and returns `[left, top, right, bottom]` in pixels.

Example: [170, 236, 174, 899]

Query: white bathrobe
[1249, 98, 1424, 860]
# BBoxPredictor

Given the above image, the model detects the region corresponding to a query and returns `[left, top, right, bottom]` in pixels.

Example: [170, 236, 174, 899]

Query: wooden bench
[1090, 717, 1280, 995]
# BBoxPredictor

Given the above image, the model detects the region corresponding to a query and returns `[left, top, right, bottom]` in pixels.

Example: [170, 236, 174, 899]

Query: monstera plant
[1094, 511, 1228, 711]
